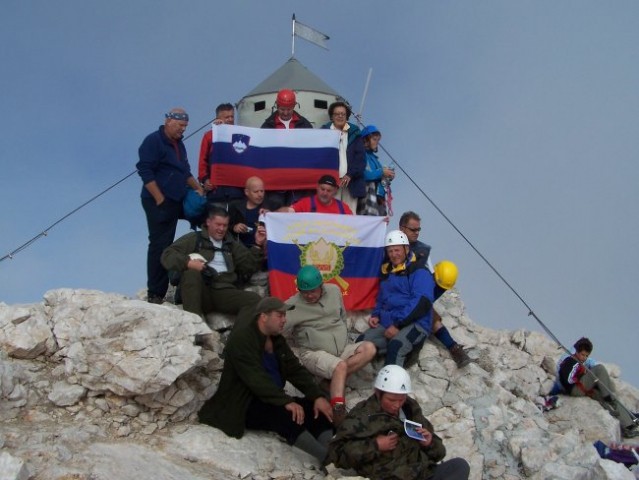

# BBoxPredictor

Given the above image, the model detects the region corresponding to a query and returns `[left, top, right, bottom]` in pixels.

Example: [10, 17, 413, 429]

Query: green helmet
[296, 265, 323, 291]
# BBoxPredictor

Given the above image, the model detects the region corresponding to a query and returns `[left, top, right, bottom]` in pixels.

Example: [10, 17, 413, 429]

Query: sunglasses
[402, 226, 421, 233]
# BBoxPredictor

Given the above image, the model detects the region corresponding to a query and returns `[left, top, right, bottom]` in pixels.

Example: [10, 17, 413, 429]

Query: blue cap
[361, 125, 381, 137]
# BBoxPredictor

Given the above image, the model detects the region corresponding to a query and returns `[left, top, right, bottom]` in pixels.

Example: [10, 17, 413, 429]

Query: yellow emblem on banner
[294, 237, 350, 291]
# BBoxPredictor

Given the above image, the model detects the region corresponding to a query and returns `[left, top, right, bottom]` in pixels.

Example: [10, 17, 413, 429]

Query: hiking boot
[450, 344, 470, 368]
[332, 403, 346, 428]
[622, 425, 639, 438]
[147, 295, 164, 304]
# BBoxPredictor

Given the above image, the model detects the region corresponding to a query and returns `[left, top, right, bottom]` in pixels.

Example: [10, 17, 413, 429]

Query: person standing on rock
[160, 206, 263, 317]
[557, 337, 639, 438]
[321, 101, 366, 214]
[261, 89, 314, 207]
[136, 108, 204, 305]
[284, 265, 377, 426]
[325, 365, 470, 480]
[199, 297, 335, 462]
[197, 102, 245, 206]
[359, 230, 469, 367]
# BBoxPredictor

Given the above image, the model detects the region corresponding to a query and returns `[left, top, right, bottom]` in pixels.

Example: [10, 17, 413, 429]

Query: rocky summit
[0, 287, 638, 480]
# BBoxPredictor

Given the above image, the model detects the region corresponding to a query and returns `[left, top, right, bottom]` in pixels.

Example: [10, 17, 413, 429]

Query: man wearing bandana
[358, 230, 459, 367]
[137, 108, 203, 304]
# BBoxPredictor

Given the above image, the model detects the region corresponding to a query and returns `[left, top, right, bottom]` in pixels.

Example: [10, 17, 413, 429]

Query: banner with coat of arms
[264, 212, 386, 310]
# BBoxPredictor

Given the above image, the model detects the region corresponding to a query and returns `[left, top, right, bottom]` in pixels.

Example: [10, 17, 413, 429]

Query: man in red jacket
[261, 89, 313, 130]
[198, 103, 244, 206]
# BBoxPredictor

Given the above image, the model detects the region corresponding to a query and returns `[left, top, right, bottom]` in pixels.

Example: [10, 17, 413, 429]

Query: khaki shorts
[298, 342, 365, 379]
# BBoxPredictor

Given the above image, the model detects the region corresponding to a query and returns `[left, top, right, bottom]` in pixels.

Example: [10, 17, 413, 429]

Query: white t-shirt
[207, 238, 228, 273]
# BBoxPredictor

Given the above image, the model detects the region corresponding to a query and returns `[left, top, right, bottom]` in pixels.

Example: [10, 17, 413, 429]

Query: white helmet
[374, 365, 412, 394]
[385, 230, 409, 247]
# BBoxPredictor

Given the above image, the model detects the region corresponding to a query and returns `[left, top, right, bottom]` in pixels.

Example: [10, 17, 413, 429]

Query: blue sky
[2, 1, 638, 387]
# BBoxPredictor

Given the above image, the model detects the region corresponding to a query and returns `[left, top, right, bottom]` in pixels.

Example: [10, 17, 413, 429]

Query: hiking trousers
[359, 323, 428, 367]
[179, 269, 260, 318]
[572, 364, 635, 429]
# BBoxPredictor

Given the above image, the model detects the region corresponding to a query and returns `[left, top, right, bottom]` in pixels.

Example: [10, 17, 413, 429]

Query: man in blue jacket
[136, 108, 203, 304]
[359, 230, 469, 368]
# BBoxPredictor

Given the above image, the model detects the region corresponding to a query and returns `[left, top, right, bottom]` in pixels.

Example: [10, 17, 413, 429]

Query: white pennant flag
[294, 19, 329, 50]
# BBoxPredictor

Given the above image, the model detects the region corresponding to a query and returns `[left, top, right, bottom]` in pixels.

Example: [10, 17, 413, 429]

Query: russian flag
[264, 212, 386, 310]
[210, 125, 340, 190]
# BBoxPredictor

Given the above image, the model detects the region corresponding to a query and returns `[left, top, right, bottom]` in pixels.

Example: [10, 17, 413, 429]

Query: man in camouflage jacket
[325, 365, 469, 480]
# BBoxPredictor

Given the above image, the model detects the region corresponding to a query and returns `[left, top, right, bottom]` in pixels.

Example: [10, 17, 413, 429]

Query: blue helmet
[361, 124, 381, 138]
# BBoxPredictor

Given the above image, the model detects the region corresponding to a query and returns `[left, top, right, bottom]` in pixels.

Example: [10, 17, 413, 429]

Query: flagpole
[358, 68, 373, 118]
[291, 14, 296, 57]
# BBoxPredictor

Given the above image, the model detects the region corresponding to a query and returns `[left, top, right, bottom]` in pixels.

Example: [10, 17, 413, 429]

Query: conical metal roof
[245, 57, 340, 97]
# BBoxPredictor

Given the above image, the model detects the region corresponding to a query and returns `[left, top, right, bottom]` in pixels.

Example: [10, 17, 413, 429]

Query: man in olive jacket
[199, 297, 334, 461]
[160, 206, 263, 316]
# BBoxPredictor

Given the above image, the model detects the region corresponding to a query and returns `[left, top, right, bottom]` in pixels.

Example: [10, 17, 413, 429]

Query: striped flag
[210, 125, 340, 190]
[265, 212, 386, 310]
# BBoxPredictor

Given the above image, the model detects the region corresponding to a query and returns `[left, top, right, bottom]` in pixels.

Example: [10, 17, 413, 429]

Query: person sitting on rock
[557, 337, 639, 438]
[160, 206, 264, 317]
[284, 265, 377, 426]
[399, 211, 470, 368]
[325, 364, 470, 480]
[198, 297, 334, 462]
[358, 230, 469, 367]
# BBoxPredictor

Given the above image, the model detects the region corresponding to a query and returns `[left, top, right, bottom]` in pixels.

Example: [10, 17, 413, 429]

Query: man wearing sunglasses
[398, 211, 470, 368]
[399, 211, 432, 270]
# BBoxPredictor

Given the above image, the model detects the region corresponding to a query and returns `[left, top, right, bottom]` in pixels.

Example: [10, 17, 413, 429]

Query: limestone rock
[0, 451, 30, 480]
[52, 296, 211, 396]
[0, 288, 637, 480]
[48, 381, 86, 406]
[0, 303, 56, 359]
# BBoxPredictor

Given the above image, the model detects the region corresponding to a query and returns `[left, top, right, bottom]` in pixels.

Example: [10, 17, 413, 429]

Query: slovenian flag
[264, 212, 386, 310]
[210, 124, 340, 190]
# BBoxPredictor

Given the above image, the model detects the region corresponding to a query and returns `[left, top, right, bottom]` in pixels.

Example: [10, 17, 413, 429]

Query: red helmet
[276, 89, 296, 108]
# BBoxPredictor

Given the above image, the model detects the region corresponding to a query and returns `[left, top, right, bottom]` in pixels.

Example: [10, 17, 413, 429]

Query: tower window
[314, 100, 328, 109]
[254, 101, 266, 112]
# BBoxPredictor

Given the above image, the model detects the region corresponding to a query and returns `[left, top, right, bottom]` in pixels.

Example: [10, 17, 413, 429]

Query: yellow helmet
[434, 260, 458, 290]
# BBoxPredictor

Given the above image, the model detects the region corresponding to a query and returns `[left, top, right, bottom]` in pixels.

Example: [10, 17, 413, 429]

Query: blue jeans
[141, 196, 182, 298]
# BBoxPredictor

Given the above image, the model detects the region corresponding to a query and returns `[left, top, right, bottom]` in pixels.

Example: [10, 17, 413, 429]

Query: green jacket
[325, 395, 446, 480]
[161, 229, 262, 288]
[198, 314, 325, 438]
[284, 284, 348, 356]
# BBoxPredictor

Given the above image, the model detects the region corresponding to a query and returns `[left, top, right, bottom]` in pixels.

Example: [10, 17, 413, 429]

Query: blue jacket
[137, 126, 192, 201]
[363, 150, 385, 197]
[372, 253, 436, 333]
[322, 122, 366, 198]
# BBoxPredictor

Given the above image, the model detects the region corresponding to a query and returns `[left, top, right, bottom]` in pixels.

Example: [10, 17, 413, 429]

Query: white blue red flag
[264, 212, 386, 310]
[210, 125, 340, 190]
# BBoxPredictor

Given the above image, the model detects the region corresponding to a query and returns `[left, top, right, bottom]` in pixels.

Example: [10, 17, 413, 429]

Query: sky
[1, 1, 638, 387]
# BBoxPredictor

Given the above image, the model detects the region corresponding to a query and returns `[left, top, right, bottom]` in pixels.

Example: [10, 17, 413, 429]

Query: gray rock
[0, 288, 637, 480]
[0, 303, 56, 359]
[0, 451, 30, 480]
[53, 297, 211, 396]
[48, 380, 86, 406]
